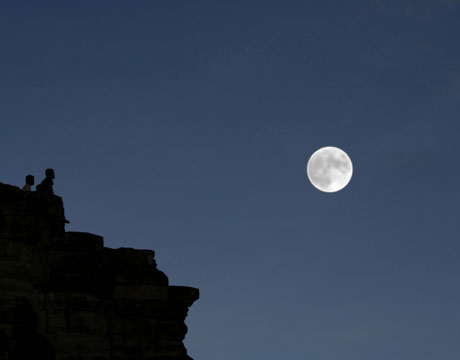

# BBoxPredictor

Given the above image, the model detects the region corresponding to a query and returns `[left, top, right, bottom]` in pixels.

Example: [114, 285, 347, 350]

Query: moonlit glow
[307, 146, 353, 193]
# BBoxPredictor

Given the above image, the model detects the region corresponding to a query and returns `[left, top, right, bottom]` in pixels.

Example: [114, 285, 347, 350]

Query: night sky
[2, 1, 460, 359]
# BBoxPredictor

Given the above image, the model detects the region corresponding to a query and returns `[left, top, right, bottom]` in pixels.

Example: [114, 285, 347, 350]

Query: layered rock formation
[0, 182, 199, 360]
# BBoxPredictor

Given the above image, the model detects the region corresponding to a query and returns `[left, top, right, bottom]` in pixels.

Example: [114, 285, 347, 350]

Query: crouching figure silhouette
[22, 175, 35, 191]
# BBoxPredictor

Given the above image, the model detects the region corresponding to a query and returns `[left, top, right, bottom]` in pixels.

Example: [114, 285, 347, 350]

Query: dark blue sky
[2, 1, 460, 359]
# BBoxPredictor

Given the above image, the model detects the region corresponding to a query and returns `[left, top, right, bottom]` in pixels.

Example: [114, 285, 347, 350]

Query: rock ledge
[0, 182, 199, 360]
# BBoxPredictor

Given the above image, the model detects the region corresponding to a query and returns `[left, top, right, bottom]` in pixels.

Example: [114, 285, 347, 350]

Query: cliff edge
[0, 182, 199, 360]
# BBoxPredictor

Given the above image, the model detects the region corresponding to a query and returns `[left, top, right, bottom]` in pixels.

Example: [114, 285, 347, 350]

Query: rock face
[0, 182, 199, 360]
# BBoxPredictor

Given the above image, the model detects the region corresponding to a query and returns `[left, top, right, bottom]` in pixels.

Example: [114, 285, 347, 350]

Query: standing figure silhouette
[36, 169, 55, 195]
[36, 168, 69, 224]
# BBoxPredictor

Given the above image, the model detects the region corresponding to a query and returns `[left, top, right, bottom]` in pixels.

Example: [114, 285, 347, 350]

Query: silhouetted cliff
[0, 182, 199, 360]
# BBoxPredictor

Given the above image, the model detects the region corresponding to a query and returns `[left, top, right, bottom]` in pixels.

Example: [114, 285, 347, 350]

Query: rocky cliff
[0, 182, 199, 360]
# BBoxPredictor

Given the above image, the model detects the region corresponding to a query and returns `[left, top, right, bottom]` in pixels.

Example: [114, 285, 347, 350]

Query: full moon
[306, 146, 353, 193]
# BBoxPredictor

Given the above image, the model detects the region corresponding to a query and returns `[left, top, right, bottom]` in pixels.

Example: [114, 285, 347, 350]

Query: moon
[306, 146, 353, 193]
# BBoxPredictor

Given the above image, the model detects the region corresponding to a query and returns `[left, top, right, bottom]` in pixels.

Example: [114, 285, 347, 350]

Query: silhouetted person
[21, 174, 34, 191]
[36, 168, 55, 195]
[36, 168, 70, 224]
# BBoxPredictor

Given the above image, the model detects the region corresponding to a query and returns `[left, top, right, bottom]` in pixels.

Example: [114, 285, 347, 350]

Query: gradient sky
[2, 1, 460, 359]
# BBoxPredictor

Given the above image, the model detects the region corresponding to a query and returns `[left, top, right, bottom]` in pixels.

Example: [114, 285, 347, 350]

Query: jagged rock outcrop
[0, 182, 199, 360]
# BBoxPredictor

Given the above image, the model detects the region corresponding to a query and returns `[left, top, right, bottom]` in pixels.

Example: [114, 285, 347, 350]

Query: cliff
[0, 182, 199, 360]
